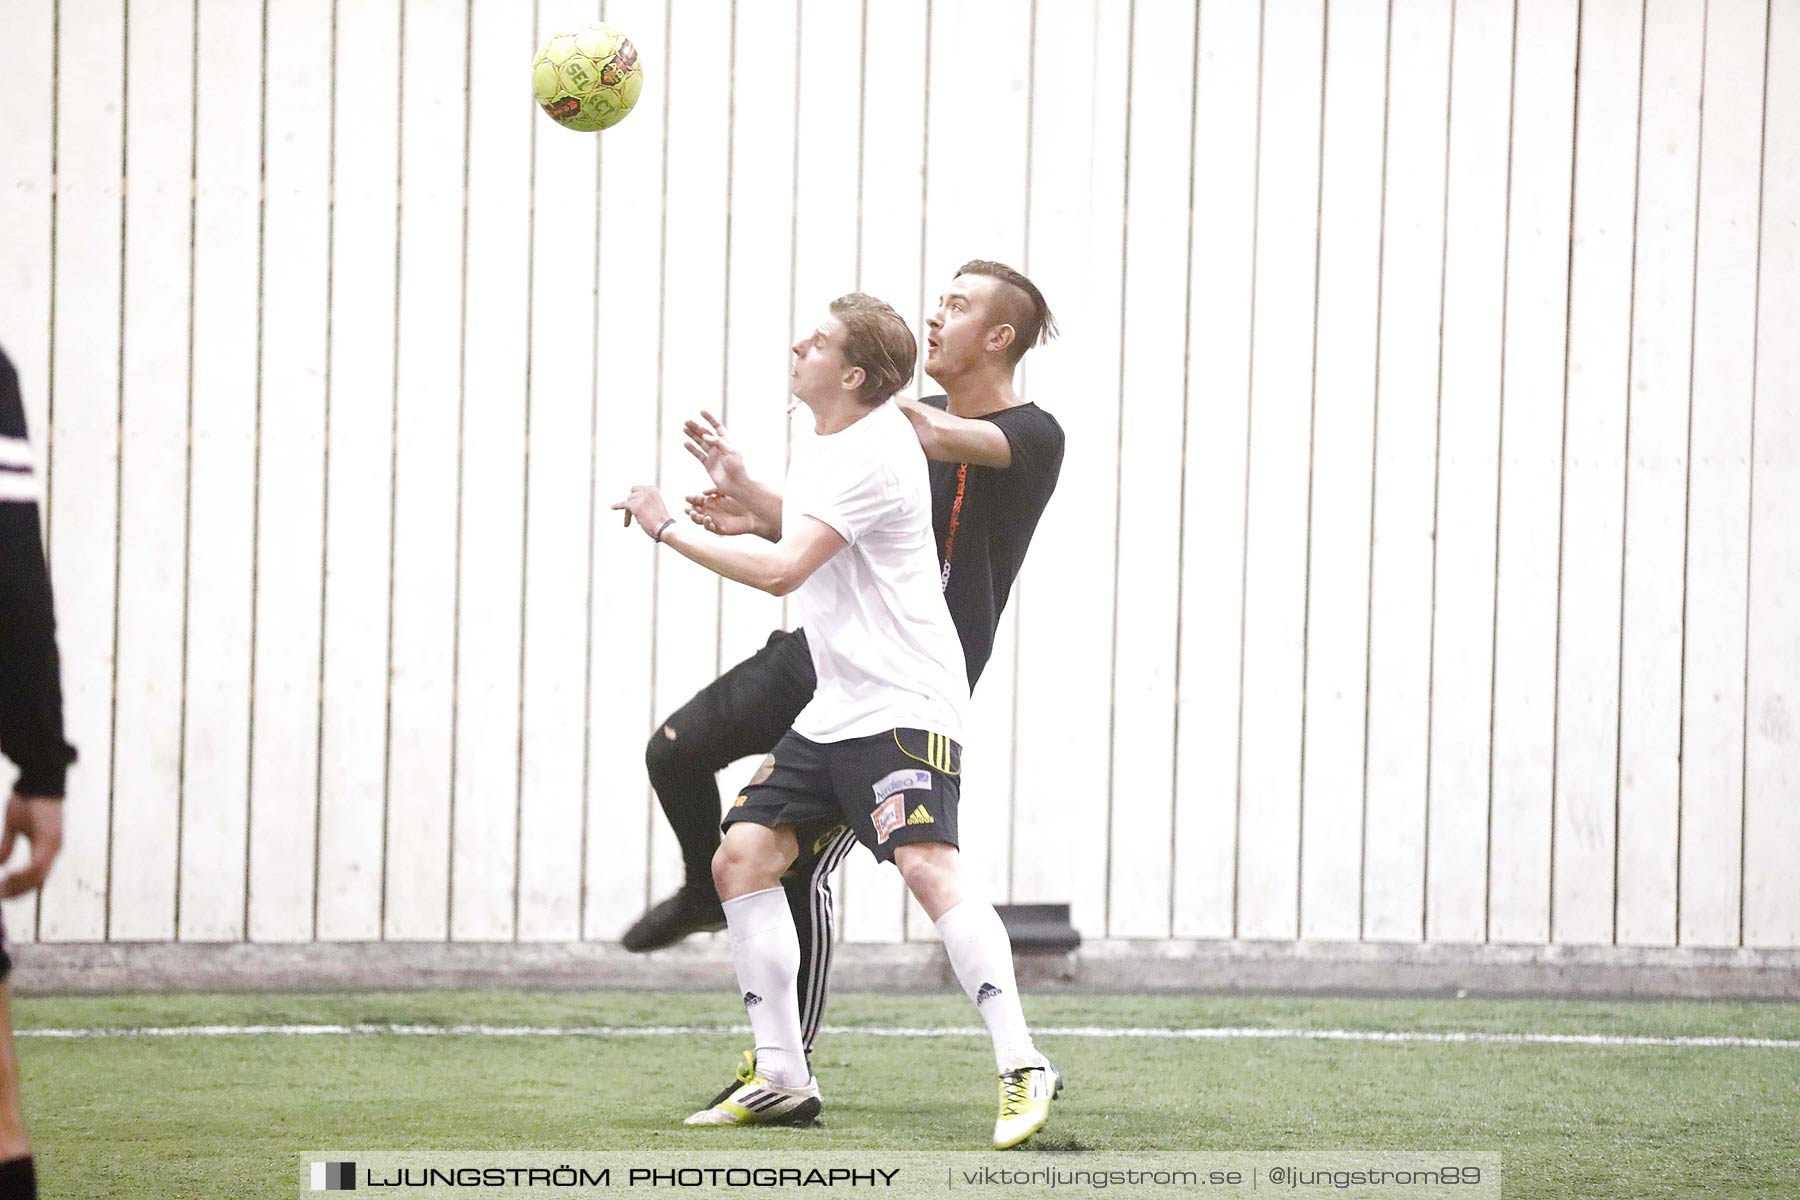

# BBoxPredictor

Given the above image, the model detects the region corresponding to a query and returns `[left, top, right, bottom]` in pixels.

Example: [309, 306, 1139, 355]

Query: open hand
[682, 410, 751, 498]
[684, 488, 760, 538]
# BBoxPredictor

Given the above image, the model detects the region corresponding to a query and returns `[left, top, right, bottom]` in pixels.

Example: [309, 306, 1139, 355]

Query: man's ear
[842, 364, 867, 394]
[986, 324, 1016, 356]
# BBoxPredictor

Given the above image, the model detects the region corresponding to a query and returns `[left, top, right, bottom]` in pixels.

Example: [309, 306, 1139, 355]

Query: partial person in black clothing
[624, 261, 1065, 1050]
[0, 344, 76, 1200]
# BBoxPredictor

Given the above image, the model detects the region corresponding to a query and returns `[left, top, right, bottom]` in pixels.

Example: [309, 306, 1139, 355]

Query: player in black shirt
[0, 343, 75, 1200]
[625, 262, 1065, 1054]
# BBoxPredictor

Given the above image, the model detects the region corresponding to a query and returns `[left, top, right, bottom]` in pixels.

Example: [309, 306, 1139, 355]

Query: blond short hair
[829, 293, 917, 404]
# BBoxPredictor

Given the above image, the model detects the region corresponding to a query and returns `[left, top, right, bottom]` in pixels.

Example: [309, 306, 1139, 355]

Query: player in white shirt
[613, 293, 1059, 1148]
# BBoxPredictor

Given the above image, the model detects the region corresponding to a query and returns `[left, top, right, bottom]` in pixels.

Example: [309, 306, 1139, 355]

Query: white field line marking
[14, 1023, 1800, 1049]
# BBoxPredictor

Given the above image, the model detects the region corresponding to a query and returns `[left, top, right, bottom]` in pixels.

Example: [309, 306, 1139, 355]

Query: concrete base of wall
[12, 939, 1799, 1000]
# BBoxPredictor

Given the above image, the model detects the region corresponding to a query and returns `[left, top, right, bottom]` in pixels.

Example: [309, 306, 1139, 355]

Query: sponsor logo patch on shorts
[872, 796, 905, 845]
[872, 768, 931, 802]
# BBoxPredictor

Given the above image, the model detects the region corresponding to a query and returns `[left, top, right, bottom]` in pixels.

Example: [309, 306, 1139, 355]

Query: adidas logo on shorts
[976, 982, 1003, 1006]
[907, 804, 934, 825]
[743, 992, 763, 1008]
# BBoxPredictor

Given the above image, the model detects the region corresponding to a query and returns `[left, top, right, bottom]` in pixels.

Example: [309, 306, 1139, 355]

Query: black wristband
[652, 517, 677, 543]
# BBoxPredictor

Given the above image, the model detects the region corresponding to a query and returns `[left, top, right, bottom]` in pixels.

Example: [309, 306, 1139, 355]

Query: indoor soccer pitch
[17, 989, 1799, 1198]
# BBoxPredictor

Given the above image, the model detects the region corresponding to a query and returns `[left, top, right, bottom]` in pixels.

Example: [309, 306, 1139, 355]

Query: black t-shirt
[922, 395, 1065, 688]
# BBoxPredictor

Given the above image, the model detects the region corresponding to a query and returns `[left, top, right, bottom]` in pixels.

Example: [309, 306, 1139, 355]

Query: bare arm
[727, 477, 784, 537]
[662, 514, 842, 596]
[896, 397, 1013, 468]
[614, 485, 844, 596]
[0, 794, 63, 899]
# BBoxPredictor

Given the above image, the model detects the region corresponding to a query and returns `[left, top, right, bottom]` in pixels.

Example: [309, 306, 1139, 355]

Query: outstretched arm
[896, 397, 1013, 468]
[614, 485, 844, 597]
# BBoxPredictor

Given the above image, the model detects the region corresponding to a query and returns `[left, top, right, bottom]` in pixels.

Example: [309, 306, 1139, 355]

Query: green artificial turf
[14, 991, 1799, 1198]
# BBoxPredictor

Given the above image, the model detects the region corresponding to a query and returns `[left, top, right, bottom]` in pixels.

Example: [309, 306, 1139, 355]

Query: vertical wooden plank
[841, 0, 923, 948]
[788, 0, 858, 346]
[1363, 0, 1450, 942]
[1238, 0, 1325, 942]
[716, 0, 798, 676]
[1298, 0, 1385, 942]
[1427, 0, 1514, 944]
[1172, 0, 1259, 940]
[0, 0, 55, 945]
[385, 0, 467, 942]
[1012, 0, 1127, 942]
[1680, 0, 1766, 948]
[38, 0, 124, 942]
[1105, 0, 1195, 940]
[1710, 13, 1773, 950]
[647, 0, 731, 908]
[911, 0, 1031, 943]
[1550, 0, 1641, 945]
[919, 0, 1031, 278]
[179, 0, 263, 942]
[1489, 0, 1577, 945]
[247, 0, 332, 943]
[516, 0, 605, 944]
[855, 0, 925, 364]
[584, 0, 666, 939]
[0, 0, 54, 435]
[1617, 0, 1703, 946]
[316, 0, 401, 942]
[0, 3, 54, 451]
[451, 0, 535, 941]
[1744, 0, 1800, 949]
[108, 0, 195, 941]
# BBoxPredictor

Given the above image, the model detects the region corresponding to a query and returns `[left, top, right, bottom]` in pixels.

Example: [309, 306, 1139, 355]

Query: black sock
[0, 1155, 36, 1200]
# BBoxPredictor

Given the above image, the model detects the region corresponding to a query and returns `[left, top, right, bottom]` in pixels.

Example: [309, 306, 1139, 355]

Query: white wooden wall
[0, 0, 1795, 952]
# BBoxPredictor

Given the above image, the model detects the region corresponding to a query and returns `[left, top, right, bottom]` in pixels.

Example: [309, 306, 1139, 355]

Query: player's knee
[895, 846, 960, 913]
[644, 723, 688, 782]
[712, 828, 789, 899]
[709, 844, 736, 896]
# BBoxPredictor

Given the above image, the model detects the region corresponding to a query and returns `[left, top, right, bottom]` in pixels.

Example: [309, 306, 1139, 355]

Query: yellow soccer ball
[531, 22, 643, 132]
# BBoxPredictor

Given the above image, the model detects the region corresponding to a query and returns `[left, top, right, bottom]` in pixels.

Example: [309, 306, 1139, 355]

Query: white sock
[722, 887, 810, 1087]
[936, 900, 1040, 1072]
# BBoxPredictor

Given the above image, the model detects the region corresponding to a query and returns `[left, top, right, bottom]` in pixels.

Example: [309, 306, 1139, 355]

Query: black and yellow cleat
[684, 1051, 823, 1127]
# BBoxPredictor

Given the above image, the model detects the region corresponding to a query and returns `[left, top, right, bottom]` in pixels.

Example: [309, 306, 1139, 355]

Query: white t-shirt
[785, 399, 970, 743]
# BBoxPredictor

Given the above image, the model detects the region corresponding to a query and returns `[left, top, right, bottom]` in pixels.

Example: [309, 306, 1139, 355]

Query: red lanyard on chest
[939, 463, 969, 591]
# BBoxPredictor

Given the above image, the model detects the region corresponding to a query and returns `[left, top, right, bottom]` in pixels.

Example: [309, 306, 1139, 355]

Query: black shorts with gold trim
[723, 727, 961, 864]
